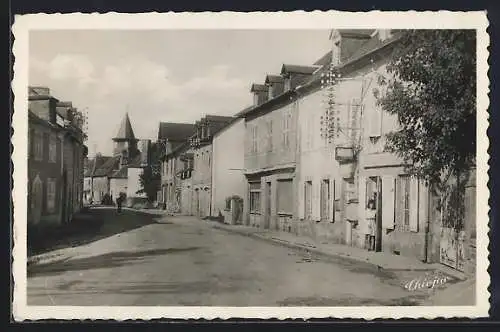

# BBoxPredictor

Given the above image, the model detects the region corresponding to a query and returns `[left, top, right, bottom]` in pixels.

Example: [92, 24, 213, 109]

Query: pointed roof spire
[113, 112, 136, 141]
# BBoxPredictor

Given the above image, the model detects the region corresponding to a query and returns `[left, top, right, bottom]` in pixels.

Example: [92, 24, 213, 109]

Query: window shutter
[358, 176, 366, 223]
[409, 177, 419, 232]
[298, 181, 305, 219]
[330, 179, 336, 222]
[332, 178, 341, 221]
[382, 175, 396, 230]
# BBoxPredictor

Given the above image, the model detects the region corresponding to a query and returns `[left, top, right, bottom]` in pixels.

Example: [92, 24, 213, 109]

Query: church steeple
[113, 112, 136, 141]
[112, 112, 139, 158]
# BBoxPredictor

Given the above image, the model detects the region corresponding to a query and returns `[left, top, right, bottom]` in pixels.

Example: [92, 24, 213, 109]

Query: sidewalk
[210, 221, 467, 279]
[28, 207, 169, 267]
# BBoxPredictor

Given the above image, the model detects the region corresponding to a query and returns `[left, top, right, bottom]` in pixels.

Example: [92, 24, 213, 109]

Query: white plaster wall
[127, 167, 146, 198]
[110, 178, 128, 201]
[211, 119, 246, 217]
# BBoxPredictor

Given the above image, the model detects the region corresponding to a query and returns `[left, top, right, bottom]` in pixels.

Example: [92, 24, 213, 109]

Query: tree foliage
[378, 30, 476, 189]
[136, 142, 163, 202]
[137, 165, 161, 202]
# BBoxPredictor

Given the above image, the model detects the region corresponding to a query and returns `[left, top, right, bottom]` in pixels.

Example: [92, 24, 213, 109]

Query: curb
[213, 224, 461, 277]
[213, 224, 383, 274]
[27, 251, 74, 267]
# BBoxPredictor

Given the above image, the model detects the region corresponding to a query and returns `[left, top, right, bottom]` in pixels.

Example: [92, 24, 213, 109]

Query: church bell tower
[112, 112, 139, 164]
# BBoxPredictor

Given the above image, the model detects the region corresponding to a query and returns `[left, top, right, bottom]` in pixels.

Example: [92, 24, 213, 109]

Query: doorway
[265, 182, 272, 229]
[366, 176, 383, 252]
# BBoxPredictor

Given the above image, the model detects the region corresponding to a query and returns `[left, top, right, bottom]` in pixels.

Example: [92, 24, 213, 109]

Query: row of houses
[157, 29, 476, 274]
[27, 86, 88, 229]
[83, 112, 152, 207]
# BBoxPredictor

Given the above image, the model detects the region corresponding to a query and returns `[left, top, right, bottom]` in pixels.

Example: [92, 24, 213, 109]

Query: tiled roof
[281, 64, 320, 75]
[337, 29, 376, 38]
[265, 75, 284, 84]
[113, 112, 136, 141]
[93, 156, 121, 177]
[83, 158, 96, 177]
[84, 155, 113, 177]
[109, 165, 128, 179]
[314, 51, 332, 66]
[250, 83, 268, 92]
[205, 115, 235, 123]
[127, 154, 143, 168]
[342, 30, 402, 66]
[234, 106, 254, 117]
[158, 122, 195, 142]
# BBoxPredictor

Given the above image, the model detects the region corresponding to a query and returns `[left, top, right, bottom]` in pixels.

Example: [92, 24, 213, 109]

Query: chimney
[28, 86, 58, 124]
[28, 86, 50, 97]
[250, 84, 269, 106]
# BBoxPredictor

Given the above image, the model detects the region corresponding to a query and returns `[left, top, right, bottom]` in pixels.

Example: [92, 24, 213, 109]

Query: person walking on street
[365, 199, 377, 251]
[116, 194, 123, 214]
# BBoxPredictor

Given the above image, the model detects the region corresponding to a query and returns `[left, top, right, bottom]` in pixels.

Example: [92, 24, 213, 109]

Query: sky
[29, 30, 332, 157]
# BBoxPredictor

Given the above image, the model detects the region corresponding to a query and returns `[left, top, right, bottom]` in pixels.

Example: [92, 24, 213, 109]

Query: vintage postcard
[12, 11, 490, 320]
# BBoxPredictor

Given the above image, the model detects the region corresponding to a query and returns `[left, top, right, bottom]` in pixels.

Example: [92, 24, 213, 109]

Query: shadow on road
[28, 247, 200, 277]
[28, 208, 170, 257]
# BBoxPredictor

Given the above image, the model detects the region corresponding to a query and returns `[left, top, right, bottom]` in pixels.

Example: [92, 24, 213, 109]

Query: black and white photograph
[12, 11, 490, 320]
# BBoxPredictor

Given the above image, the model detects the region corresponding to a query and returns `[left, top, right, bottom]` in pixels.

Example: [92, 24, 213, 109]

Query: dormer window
[253, 93, 259, 106]
[284, 76, 291, 92]
[267, 86, 274, 100]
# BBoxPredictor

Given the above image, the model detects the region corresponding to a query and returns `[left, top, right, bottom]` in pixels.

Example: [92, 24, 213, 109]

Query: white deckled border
[12, 10, 490, 320]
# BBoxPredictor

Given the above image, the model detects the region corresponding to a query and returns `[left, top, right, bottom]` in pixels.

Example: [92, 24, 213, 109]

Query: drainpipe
[423, 184, 431, 263]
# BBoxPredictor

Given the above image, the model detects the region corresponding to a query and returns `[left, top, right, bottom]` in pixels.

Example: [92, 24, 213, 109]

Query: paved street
[28, 208, 434, 306]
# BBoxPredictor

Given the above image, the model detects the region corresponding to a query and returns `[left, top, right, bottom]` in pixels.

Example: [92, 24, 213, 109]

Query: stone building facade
[27, 87, 87, 228]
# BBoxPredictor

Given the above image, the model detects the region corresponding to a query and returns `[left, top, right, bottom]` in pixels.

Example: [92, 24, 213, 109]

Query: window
[249, 182, 261, 213]
[48, 134, 57, 163]
[34, 130, 43, 161]
[396, 175, 411, 231]
[320, 179, 331, 221]
[304, 181, 313, 220]
[46, 178, 57, 213]
[253, 93, 259, 106]
[267, 120, 273, 152]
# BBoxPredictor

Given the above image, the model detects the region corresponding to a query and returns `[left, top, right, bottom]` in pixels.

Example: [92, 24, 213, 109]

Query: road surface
[28, 208, 432, 306]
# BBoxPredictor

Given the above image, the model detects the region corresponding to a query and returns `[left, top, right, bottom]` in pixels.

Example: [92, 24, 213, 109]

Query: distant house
[83, 112, 151, 206]
[28, 86, 87, 227]
[240, 63, 317, 231]
[210, 107, 252, 224]
[158, 122, 196, 211]
[189, 115, 234, 218]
